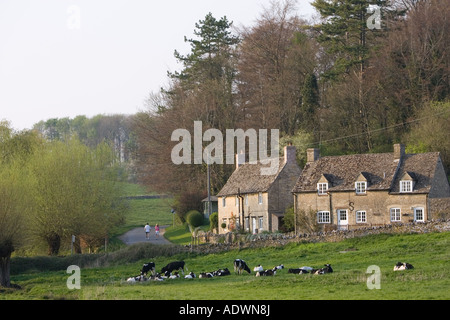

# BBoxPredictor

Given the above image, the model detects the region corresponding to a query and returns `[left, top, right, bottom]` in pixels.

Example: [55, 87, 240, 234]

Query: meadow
[3, 231, 449, 300]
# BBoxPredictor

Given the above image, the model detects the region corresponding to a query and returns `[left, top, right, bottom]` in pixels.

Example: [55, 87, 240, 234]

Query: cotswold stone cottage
[292, 144, 450, 231]
[217, 146, 301, 234]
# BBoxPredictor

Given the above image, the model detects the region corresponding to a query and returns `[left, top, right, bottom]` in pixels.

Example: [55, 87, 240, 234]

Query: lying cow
[141, 262, 155, 276]
[161, 261, 185, 275]
[288, 268, 310, 274]
[393, 262, 414, 271]
[126, 275, 147, 283]
[234, 259, 251, 274]
[256, 267, 277, 277]
[312, 264, 333, 275]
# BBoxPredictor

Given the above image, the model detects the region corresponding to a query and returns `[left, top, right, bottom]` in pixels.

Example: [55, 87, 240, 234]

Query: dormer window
[355, 181, 367, 194]
[400, 180, 413, 193]
[317, 183, 328, 195]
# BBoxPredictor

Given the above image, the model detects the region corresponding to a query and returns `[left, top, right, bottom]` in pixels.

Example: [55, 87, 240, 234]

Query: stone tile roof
[292, 151, 441, 194]
[216, 157, 286, 196]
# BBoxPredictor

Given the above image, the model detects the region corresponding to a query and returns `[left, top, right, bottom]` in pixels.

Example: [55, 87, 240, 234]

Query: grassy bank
[3, 231, 449, 300]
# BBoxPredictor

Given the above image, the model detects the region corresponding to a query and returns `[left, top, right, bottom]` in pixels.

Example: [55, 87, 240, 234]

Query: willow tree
[0, 122, 41, 287]
[29, 137, 126, 255]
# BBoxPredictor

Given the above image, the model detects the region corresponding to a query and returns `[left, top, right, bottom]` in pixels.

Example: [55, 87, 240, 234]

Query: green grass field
[3, 231, 449, 300]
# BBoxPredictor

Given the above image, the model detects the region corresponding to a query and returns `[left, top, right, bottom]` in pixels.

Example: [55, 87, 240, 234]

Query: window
[258, 192, 263, 204]
[244, 194, 248, 206]
[245, 217, 249, 231]
[317, 183, 328, 195]
[355, 182, 367, 194]
[235, 196, 239, 207]
[258, 217, 264, 230]
[390, 208, 401, 222]
[222, 197, 226, 207]
[400, 180, 413, 193]
[414, 208, 424, 222]
[317, 211, 330, 223]
[356, 210, 367, 223]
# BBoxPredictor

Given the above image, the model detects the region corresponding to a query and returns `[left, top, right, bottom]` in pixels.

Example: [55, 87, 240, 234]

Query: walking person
[144, 223, 151, 239]
[155, 224, 160, 239]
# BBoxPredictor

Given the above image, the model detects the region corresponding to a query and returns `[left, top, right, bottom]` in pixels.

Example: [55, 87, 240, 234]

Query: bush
[186, 210, 203, 228]
[209, 212, 218, 233]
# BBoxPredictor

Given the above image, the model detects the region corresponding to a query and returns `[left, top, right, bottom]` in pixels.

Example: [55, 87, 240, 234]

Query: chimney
[307, 148, 320, 164]
[394, 144, 405, 161]
[284, 144, 296, 164]
[235, 151, 246, 170]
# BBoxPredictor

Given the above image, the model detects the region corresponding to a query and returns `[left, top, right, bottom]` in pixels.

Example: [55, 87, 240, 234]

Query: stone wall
[192, 219, 450, 254]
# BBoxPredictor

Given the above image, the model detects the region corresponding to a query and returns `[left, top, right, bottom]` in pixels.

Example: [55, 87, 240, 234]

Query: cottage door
[337, 209, 348, 230]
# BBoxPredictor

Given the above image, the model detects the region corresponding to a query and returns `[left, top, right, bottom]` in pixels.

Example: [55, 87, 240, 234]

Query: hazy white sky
[0, 0, 315, 131]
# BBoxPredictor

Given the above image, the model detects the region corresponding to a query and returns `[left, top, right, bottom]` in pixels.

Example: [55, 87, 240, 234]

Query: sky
[0, 0, 316, 131]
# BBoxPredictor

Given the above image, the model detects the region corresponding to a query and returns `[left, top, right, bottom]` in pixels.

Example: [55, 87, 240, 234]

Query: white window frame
[400, 180, 413, 193]
[258, 192, 263, 205]
[414, 207, 425, 222]
[355, 181, 367, 194]
[317, 211, 330, 224]
[317, 183, 328, 195]
[356, 210, 367, 223]
[222, 197, 226, 207]
[390, 208, 401, 222]
[258, 217, 264, 230]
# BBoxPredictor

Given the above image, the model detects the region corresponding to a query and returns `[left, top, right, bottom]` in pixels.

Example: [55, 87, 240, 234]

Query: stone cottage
[292, 144, 450, 231]
[217, 145, 301, 234]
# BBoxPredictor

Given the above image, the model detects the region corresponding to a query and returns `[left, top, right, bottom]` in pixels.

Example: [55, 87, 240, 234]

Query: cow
[288, 266, 312, 274]
[126, 275, 147, 283]
[199, 272, 214, 278]
[393, 262, 414, 271]
[140, 262, 155, 276]
[253, 265, 264, 272]
[256, 267, 277, 277]
[234, 259, 251, 274]
[185, 272, 196, 279]
[313, 264, 333, 275]
[161, 261, 186, 275]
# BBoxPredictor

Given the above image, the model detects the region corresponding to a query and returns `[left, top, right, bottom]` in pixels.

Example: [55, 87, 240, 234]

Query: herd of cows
[126, 259, 414, 283]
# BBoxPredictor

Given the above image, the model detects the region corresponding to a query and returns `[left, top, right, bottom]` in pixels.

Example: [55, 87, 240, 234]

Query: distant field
[4, 231, 449, 300]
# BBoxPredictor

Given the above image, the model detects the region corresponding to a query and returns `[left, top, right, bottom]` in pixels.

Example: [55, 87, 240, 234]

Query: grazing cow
[313, 264, 333, 275]
[161, 261, 185, 275]
[140, 262, 155, 276]
[393, 262, 414, 271]
[234, 259, 251, 274]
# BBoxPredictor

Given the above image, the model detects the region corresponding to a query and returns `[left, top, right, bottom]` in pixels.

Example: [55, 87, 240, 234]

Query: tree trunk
[0, 255, 11, 288]
[46, 232, 61, 256]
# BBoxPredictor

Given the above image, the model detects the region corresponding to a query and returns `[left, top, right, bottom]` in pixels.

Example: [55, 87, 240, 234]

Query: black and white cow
[140, 262, 155, 276]
[313, 264, 333, 275]
[234, 259, 251, 274]
[161, 261, 186, 275]
[288, 266, 312, 274]
[393, 262, 414, 271]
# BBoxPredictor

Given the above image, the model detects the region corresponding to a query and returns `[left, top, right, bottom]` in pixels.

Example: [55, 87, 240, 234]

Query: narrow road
[119, 225, 172, 245]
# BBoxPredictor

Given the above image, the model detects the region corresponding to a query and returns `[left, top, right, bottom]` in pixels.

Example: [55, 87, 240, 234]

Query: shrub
[209, 212, 218, 233]
[186, 210, 203, 228]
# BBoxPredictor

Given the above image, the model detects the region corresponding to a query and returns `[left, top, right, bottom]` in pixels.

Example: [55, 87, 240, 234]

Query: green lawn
[4, 231, 449, 300]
